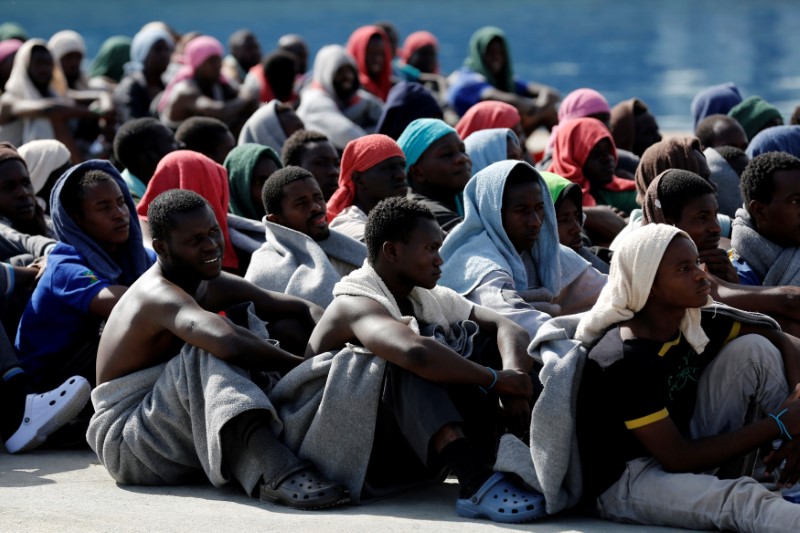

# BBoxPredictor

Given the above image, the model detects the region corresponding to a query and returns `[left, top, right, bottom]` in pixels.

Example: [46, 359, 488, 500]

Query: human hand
[699, 248, 738, 283]
[501, 395, 532, 438]
[493, 368, 533, 399]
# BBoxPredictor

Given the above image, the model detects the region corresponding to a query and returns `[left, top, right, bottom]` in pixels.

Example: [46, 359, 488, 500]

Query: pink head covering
[455, 101, 521, 140]
[400, 31, 439, 72]
[158, 35, 226, 112]
[546, 88, 610, 152]
[0, 39, 23, 63]
[326, 134, 405, 221]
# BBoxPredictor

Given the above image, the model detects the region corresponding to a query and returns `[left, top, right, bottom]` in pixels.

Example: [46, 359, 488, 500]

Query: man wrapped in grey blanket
[87, 190, 349, 510]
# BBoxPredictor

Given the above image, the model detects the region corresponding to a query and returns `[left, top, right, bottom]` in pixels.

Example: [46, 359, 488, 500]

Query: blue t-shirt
[732, 256, 761, 286]
[447, 66, 529, 116]
[15, 242, 155, 382]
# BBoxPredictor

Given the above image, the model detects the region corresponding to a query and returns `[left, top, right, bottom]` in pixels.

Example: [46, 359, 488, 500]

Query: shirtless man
[89, 189, 348, 510]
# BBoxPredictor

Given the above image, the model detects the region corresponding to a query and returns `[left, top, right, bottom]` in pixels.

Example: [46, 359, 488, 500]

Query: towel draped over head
[327, 134, 404, 221]
[400, 31, 439, 72]
[691, 82, 743, 131]
[728, 96, 783, 142]
[575, 223, 710, 353]
[439, 160, 562, 296]
[223, 143, 283, 220]
[745, 125, 800, 159]
[311, 44, 359, 103]
[547, 117, 634, 207]
[396, 118, 457, 170]
[546, 88, 610, 152]
[464, 128, 518, 176]
[455, 100, 520, 140]
[541, 170, 583, 217]
[137, 150, 238, 271]
[238, 100, 295, 151]
[641, 169, 681, 225]
[609, 98, 649, 152]
[376, 81, 443, 140]
[158, 35, 226, 113]
[51, 159, 152, 285]
[634, 136, 705, 204]
[346, 25, 393, 101]
[17, 139, 71, 194]
[48, 30, 85, 61]
[88, 36, 132, 82]
[464, 26, 514, 92]
[127, 26, 174, 74]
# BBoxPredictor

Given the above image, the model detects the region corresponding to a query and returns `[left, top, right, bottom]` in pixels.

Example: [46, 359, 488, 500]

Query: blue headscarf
[126, 26, 174, 75]
[50, 160, 153, 285]
[397, 118, 457, 170]
[439, 160, 563, 295]
[464, 128, 518, 176]
[691, 82, 743, 131]
[746, 125, 800, 159]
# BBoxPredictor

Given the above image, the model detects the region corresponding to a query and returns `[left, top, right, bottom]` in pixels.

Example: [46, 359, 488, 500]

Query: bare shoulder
[327, 295, 390, 323]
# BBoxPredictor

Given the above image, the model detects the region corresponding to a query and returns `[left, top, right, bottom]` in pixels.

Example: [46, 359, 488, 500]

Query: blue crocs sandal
[455, 472, 547, 523]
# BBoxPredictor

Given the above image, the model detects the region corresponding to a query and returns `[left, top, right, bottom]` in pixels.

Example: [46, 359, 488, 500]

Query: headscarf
[634, 136, 706, 204]
[575, 223, 710, 353]
[48, 30, 87, 93]
[455, 100, 520, 140]
[691, 82, 743, 131]
[546, 88, 610, 152]
[346, 25, 393, 101]
[137, 150, 238, 271]
[158, 35, 226, 113]
[0, 23, 27, 42]
[400, 31, 439, 72]
[609, 98, 648, 152]
[464, 128, 518, 175]
[641, 169, 691, 225]
[0, 39, 61, 146]
[376, 81, 443, 140]
[745, 124, 800, 159]
[0, 39, 22, 64]
[542, 170, 583, 217]
[126, 25, 174, 74]
[311, 44, 359, 102]
[51, 160, 153, 285]
[88, 36, 131, 82]
[548, 117, 634, 207]
[439, 160, 561, 295]
[223, 143, 282, 220]
[0, 141, 25, 166]
[728, 96, 783, 142]
[17, 139, 71, 194]
[327, 134, 404, 220]
[238, 100, 295, 151]
[464, 26, 514, 92]
[397, 118, 458, 170]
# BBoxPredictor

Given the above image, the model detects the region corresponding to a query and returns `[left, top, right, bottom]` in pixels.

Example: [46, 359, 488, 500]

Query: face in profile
[582, 138, 616, 187]
[649, 235, 711, 310]
[73, 179, 131, 252]
[410, 132, 471, 193]
[390, 217, 444, 290]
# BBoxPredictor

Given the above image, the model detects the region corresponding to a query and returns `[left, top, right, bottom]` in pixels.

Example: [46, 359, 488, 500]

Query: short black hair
[148, 189, 211, 242]
[695, 114, 740, 148]
[175, 117, 231, 159]
[740, 151, 800, 207]
[263, 51, 297, 102]
[281, 129, 330, 167]
[261, 166, 314, 216]
[60, 168, 115, 219]
[714, 145, 749, 177]
[113, 117, 169, 171]
[365, 197, 435, 264]
[656, 169, 716, 222]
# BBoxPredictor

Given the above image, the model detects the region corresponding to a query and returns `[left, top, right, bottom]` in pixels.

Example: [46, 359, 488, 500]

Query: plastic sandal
[259, 462, 350, 510]
[455, 471, 547, 523]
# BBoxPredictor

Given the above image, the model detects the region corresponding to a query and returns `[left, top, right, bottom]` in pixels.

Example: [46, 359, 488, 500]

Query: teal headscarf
[397, 118, 457, 171]
[89, 36, 132, 82]
[224, 143, 283, 220]
[464, 26, 514, 92]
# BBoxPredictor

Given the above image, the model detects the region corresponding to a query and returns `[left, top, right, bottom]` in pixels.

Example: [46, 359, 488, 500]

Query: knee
[720, 334, 782, 368]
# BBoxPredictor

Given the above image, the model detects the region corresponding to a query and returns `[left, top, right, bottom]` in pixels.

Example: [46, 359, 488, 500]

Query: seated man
[327, 134, 408, 242]
[0, 142, 53, 238]
[281, 130, 341, 201]
[731, 152, 800, 286]
[88, 189, 348, 510]
[175, 117, 236, 165]
[695, 114, 748, 151]
[283, 196, 545, 523]
[113, 118, 177, 204]
[245, 167, 366, 308]
[16, 160, 154, 390]
[575, 223, 800, 531]
[439, 160, 606, 339]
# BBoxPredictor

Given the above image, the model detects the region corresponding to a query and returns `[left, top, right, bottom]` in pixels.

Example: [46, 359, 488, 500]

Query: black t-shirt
[576, 312, 740, 501]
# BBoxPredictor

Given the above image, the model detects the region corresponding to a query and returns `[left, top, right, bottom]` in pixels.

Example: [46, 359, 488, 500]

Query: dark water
[6, 0, 800, 130]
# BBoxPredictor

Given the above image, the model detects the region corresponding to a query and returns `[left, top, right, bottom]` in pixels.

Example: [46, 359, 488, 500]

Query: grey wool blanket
[732, 208, 800, 287]
[245, 220, 367, 307]
[269, 262, 475, 502]
[87, 305, 282, 494]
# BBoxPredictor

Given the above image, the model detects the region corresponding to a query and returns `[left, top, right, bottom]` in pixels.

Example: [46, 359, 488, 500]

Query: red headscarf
[346, 25, 393, 101]
[400, 31, 439, 73]
[548, 117, 635, 207]
[455, 101, 521, 140]
[326, 134, 405, 221]
[137, 150, 238, 271]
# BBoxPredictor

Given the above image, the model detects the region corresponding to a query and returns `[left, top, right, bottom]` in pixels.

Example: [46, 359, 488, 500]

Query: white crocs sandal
[4, 376, 91, 454]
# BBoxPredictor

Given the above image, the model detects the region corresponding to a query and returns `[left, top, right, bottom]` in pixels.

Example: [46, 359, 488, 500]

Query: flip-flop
[259, 462, 350, 510]
[455, 471, 547, 523]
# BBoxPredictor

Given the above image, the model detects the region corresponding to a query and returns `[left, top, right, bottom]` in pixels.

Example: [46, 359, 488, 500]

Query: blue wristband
[479, 367, 497, 394]
[769, 408, 793, 441]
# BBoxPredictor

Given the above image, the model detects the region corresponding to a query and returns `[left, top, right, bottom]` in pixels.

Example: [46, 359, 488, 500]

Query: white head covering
[47, 30, 86, 61]
[575, 223, 711, 354]
[18, 139, 71, 193]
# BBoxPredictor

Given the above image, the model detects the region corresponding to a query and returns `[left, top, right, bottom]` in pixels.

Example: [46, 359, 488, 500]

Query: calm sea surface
[6, 0, 800, 131]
